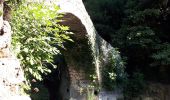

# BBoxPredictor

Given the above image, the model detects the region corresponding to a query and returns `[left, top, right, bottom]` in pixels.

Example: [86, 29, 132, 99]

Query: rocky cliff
[0, 1, 30, 100]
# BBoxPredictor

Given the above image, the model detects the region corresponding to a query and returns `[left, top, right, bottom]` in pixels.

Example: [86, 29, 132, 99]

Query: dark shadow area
[30, 54, 70, 100]
[83, 0, 170, 84]
[43, 54, 70, 100]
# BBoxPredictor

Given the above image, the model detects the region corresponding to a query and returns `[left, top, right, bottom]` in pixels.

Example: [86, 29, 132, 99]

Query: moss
[64, 36, 96, 79]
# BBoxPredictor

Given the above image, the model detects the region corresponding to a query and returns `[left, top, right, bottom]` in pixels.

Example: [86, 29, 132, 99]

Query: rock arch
[57, 0, 120, 100]
[59, 12, 97, 100]
[25, 0, 124, 99]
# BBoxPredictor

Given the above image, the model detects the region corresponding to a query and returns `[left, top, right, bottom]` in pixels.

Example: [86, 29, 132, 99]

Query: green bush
[102, 49, 127, 90]
[5, 0, 23, 7]
[85, 0, 170, 82]
[123, 72, 145, 99]
[11, 2, 72, 82]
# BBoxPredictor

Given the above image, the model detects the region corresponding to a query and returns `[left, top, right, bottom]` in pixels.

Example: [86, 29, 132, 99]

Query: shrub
[102, 49, 127, 90]
[11, 2, 72, 82]
[123, 72, 145, 99]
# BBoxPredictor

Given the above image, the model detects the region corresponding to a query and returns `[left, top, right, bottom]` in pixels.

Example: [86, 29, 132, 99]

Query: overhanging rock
[57, 0, 124, 99]
[30, 0, 124, 99]
[28, 0, 124, 99]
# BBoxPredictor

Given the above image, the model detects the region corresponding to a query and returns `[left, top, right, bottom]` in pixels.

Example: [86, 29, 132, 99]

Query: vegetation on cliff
[4, 1, 72, 86]
[84, 0, 170, 98]
[3, 0, 170, 99]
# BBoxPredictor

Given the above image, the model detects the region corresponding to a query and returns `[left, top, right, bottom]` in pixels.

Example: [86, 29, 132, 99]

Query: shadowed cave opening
[42, 12, 90, 100]
[43, 54, 70, 100]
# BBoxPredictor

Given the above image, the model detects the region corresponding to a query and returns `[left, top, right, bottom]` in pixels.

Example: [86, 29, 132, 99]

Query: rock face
[58, 0, 123, 99]
[59, 13, 97, 100]
[0, 2, 30, 99]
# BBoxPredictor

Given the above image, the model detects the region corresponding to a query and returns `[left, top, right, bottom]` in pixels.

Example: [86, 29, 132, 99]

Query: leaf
[11, 2, 73, 83]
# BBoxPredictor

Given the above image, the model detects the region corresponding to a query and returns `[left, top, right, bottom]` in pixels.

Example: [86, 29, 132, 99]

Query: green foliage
[0, 10, 2, 16]
[113, 25, 157, 48]
[151, 43, 170, 66]
[84, 0, 127, 90]
[114, 0, 170, 71]
[113, 0, 170, 84]
[87, 88, 95, 100]
[5, 0, 23, 4]
[0, 1, 3, 16]
[84, 0, 125, 41]
[123, 72, 145, 99]
[5, 0, 24, 8]
[113, 0, 161, 47]
[85, 0, 170, 92]
[11, 3, 72, 82]
[102, 49, 127, 90]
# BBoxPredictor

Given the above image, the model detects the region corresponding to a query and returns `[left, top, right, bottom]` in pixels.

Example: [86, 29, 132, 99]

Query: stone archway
[44, 12, 97, 100]
[31, 0, 123, 99]
[59, 12, 97, 100]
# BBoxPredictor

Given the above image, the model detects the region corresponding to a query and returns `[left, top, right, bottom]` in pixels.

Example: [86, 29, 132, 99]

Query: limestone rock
[0, 58, 24, 84]
[0, 21, 12, 58]
[9, 95, 31, 100]
[0, 20, 30, 100]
